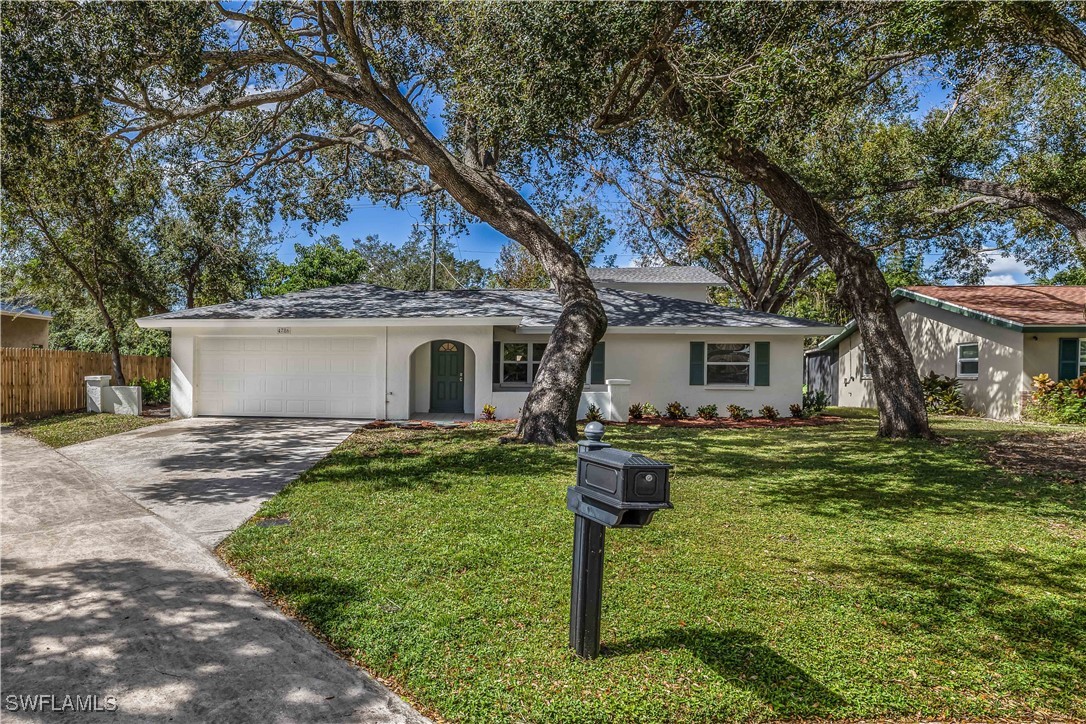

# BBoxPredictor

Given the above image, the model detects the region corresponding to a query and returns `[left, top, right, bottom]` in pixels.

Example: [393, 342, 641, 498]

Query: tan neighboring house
[0, 302, 52, 348]
[813, 285, 1086, 420]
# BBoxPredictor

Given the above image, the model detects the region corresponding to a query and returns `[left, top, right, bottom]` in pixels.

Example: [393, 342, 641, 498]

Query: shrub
[696, 404, 717, 420]
[789, 403, 805, 419]
[759, 405, 779, 421]
[1024, 372, 1086, 425]
[628, 402, 644, 420]
[665, 401, 688, 419]
[480, 403, 497, 421]
[920, 371, 966, 415]
[726, 404, 750, 422]
[585, 404, 604, 422]
[642, 403, 660, 417]
[802, 390, 829, 417]
[133, 376, 170, 404]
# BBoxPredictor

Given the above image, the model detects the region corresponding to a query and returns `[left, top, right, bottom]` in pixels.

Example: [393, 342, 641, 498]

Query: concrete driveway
[1, 422, 428, 723]
[61, 417, 360, 546]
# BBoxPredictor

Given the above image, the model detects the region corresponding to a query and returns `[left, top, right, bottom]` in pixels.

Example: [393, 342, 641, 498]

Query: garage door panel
[196, 336, 376, 419]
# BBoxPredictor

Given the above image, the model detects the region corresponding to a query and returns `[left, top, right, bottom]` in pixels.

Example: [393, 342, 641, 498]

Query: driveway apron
[1, 423, 428, 723]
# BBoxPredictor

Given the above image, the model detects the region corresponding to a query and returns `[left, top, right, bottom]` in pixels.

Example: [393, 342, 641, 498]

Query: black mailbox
[567, 422, 674, 659]
[568, 433, 672, 529]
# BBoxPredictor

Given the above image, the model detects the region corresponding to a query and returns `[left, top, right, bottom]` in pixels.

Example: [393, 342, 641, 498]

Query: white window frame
[957, 342, 979, 379]
[860, 349, 872, 380]
[499, 341, 546, 387]
[705, 342, 753, 387]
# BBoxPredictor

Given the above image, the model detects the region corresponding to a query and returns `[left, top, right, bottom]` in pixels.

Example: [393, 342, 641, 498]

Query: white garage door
[196, 336, 377, 418]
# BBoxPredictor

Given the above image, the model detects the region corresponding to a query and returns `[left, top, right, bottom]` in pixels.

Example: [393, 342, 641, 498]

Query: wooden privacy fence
[1, 348, 171, 421]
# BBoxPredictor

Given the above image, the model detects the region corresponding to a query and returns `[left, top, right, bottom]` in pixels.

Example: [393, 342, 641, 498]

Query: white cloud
[982, 251, 1029, 284]
[982, 273, 1019, 286]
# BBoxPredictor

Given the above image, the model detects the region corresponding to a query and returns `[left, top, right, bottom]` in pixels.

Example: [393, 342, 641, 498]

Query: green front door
[430, 340, 465, 413]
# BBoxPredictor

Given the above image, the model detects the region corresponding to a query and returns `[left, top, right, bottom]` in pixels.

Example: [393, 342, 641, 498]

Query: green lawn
[12, 411, 167, 448]
[220, 410, 1085, 722]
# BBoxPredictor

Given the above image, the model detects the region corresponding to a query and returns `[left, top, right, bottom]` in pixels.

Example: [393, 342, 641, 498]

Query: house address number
[277, 327, 291, 335]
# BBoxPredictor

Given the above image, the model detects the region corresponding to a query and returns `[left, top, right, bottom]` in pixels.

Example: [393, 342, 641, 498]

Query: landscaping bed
[220, 414, 1085, 723]
[625, 414, 844, 429]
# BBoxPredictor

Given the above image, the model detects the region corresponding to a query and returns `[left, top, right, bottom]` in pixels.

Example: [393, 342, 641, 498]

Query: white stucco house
[137, 267, 840, 422]
[810, 285, 1086, 419]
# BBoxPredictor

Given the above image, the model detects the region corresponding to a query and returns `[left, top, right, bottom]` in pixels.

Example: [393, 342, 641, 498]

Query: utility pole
[429, 201, 437, 291]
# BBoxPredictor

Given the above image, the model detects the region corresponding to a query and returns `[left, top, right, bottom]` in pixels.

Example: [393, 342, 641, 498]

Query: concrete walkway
[0, 427, 428, 723]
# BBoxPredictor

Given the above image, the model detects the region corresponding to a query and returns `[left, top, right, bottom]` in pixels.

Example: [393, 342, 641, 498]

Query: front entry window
[501, 341, 547, 385]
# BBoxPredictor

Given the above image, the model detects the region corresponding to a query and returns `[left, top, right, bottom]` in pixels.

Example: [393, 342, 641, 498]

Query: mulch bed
[363, 415, 843, 431]
[980, 431, 1086, 483]
[625, 414, 844, 429]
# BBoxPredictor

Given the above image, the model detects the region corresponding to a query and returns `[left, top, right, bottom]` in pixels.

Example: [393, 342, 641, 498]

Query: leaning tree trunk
[722, 144, 931, 438]
[363, 94, 607, 443]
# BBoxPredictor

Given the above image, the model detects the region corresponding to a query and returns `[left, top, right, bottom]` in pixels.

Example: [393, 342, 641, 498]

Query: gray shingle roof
[139, 283, 832, 330]
[0, 301, 52, 319]
[587, 266, 724, 285]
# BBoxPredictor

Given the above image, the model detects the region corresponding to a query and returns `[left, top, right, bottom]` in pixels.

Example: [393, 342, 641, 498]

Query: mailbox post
[567, 422, 672, 659]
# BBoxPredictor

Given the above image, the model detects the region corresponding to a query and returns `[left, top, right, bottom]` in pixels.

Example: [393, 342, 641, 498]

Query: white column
[85, 375, 112, 413]
[171, 332, 196, 418]
[606, 378, 632, 422]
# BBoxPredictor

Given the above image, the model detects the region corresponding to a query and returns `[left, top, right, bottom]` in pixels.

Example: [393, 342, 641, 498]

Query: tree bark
[1007, 2, 1086, 72]
[721, 144, 932, 438]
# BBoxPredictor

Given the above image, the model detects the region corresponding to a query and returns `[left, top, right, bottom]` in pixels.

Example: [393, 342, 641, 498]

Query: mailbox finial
[583, 421, 605, 442]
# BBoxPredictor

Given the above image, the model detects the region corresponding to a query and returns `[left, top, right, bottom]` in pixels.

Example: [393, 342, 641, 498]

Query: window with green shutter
[1058, 338, 1081, 381]
[689, 342, 705, 385]
[754, 341, 771, 386]
[588, 342, 605, 385]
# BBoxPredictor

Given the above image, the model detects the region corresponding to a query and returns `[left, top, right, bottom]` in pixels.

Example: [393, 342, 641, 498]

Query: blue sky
[268, 75, 1031, 285]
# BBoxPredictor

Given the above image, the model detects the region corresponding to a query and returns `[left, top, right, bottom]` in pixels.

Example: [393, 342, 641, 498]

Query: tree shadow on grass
[605, 627, 844, 716]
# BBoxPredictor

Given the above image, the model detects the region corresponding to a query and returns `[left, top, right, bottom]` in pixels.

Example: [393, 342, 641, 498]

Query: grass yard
[220, 410, 1085, 722]
[11, 411, 167, 448]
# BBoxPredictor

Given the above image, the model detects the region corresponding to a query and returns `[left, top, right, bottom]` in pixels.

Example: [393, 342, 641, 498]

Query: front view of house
[138, 268, 839, 421]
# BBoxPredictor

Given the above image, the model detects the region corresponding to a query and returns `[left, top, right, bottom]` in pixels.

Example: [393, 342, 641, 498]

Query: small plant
[920, 371, 965, 415]
[628, 402, 644, 420]
[585, 404, 604, 422]
[802, 390, 829, 417]
[642, 402, 660, 417]
[789, 403, 805, 418]
[759, 405, 779, 421]
[133, 376, 170, 404]
[727, 404, 750, 422]
[1032, 373, 1058, 398]
[480, 403, 497, 421]
[696, 404, 717, 420]
[665, 401, 688, 419]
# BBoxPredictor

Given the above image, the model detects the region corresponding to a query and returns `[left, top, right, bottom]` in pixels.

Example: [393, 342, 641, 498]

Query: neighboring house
[815, 285, 1086, 419]
[584, 266, 724, 302]
[0, 302, 52, 349]
[137, 268, 839, 421]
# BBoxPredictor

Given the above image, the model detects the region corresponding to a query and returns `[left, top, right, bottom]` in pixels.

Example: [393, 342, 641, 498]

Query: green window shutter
[689, 342, 705, 385]
[590, 342, 606, 385]
[1058, 338, 1080, 381]
[493, 341, 501, 384]
[754, 341, 771, 386]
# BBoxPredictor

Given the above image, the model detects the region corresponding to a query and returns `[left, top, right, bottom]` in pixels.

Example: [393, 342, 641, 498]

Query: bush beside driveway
[221, 413, 1085, 723]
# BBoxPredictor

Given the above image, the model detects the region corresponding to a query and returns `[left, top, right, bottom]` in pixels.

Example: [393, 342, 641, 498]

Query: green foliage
[789, 403, 805, 419]
[491, 202, 616, 289]
[665, 401, 688, 419]
[480, 403, 497, 422]
[627, 402, 644, 420]
[759, 405, 780, 421]
[355, 227, 489, 290]
[802, 390, 830, 417]
[132, 377, 170, 405]
[221, 418, 1086, 720]
[920, 371, 967, 416]
[584, 404, 604, 422]
[262, 236, 369, 296]
[1025, 373, 1086, 425]
[727, 404, 751, 422]
[696, 404, 718, 420]
[641, 402, 660, 417]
